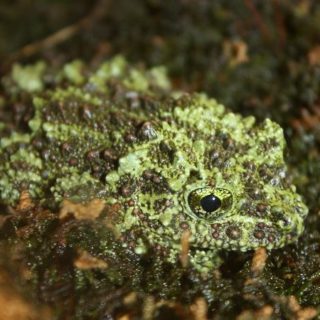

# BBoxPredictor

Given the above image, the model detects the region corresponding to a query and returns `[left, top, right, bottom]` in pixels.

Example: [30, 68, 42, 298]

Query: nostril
[189, 170, 202, 180]
[272, 207, 293, 229]
[278, 216, 292, 229]
[187, 170, 204, 184]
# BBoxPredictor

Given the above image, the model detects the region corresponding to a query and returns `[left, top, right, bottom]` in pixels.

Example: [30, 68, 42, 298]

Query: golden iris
[188, 187, 233, 220]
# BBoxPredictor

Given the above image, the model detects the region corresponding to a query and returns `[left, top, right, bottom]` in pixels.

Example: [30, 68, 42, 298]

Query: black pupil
[200, 194, 222, 212]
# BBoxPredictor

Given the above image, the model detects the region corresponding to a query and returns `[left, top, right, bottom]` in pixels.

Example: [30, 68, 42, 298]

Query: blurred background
[1, 0, 320, 124]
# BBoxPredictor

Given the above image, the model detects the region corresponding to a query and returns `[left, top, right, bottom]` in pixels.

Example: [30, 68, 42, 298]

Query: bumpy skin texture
[0, 57, 308, 272]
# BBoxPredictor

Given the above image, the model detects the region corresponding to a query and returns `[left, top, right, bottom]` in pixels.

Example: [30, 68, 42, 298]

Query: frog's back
[0, 57, 172, 204]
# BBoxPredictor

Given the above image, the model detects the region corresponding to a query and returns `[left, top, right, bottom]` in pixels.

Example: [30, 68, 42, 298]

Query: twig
[3, 0, 110, 67]
[273, 0, 287, 49]
[243, 0, 271, 42]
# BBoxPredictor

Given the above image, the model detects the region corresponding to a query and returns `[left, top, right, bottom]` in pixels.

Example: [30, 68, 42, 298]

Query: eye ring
[187, 187, 233, 220]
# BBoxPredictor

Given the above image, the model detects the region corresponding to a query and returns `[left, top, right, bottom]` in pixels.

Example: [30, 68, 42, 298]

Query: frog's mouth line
[189, 246, 211, 252]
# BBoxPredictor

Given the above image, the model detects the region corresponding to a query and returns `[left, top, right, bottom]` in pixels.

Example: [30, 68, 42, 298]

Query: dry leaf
[224, 40, 249, 67]
[308, 46, 320, 65]
[180, 229, 191, 268]
[74, 249, 108, 270]
[0, 268, 51, 320]
[296, 308, 318, 320]
[251, 247, 267, 275]
[236, 305, 273, 320]
[59, 198, 105, 220]
[190, 297, 208, 320]
[15, 191, 34, 212]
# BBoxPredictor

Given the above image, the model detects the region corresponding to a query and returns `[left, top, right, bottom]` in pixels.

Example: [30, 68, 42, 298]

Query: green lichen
[11, 61, 46, 92]
[62, 60, 85, 85]
[0, 57, 308, 273]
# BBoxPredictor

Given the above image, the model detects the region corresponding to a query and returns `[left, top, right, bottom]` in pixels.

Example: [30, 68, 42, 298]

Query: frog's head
[107, 95, 308, 259]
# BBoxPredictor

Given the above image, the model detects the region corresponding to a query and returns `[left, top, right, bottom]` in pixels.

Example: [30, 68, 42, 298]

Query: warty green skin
[0, 57, 308, 273]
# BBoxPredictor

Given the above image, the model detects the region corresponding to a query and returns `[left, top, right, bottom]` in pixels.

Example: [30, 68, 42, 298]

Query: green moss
[62, 60, 85, 85]
[11, 61, 46, 92]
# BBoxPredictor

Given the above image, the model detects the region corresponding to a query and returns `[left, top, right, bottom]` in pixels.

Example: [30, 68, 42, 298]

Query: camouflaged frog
[0, 57, 308, 273]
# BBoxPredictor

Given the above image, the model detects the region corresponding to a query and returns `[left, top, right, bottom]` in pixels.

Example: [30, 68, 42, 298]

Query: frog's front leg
[0, 139, 44, 205]
[189, 249, 222, 274]
[50, 168, 108, 205]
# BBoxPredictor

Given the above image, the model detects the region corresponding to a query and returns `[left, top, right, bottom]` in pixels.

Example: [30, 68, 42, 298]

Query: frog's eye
[200, 194, 222, 212]
[187, 187, 233, 220]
